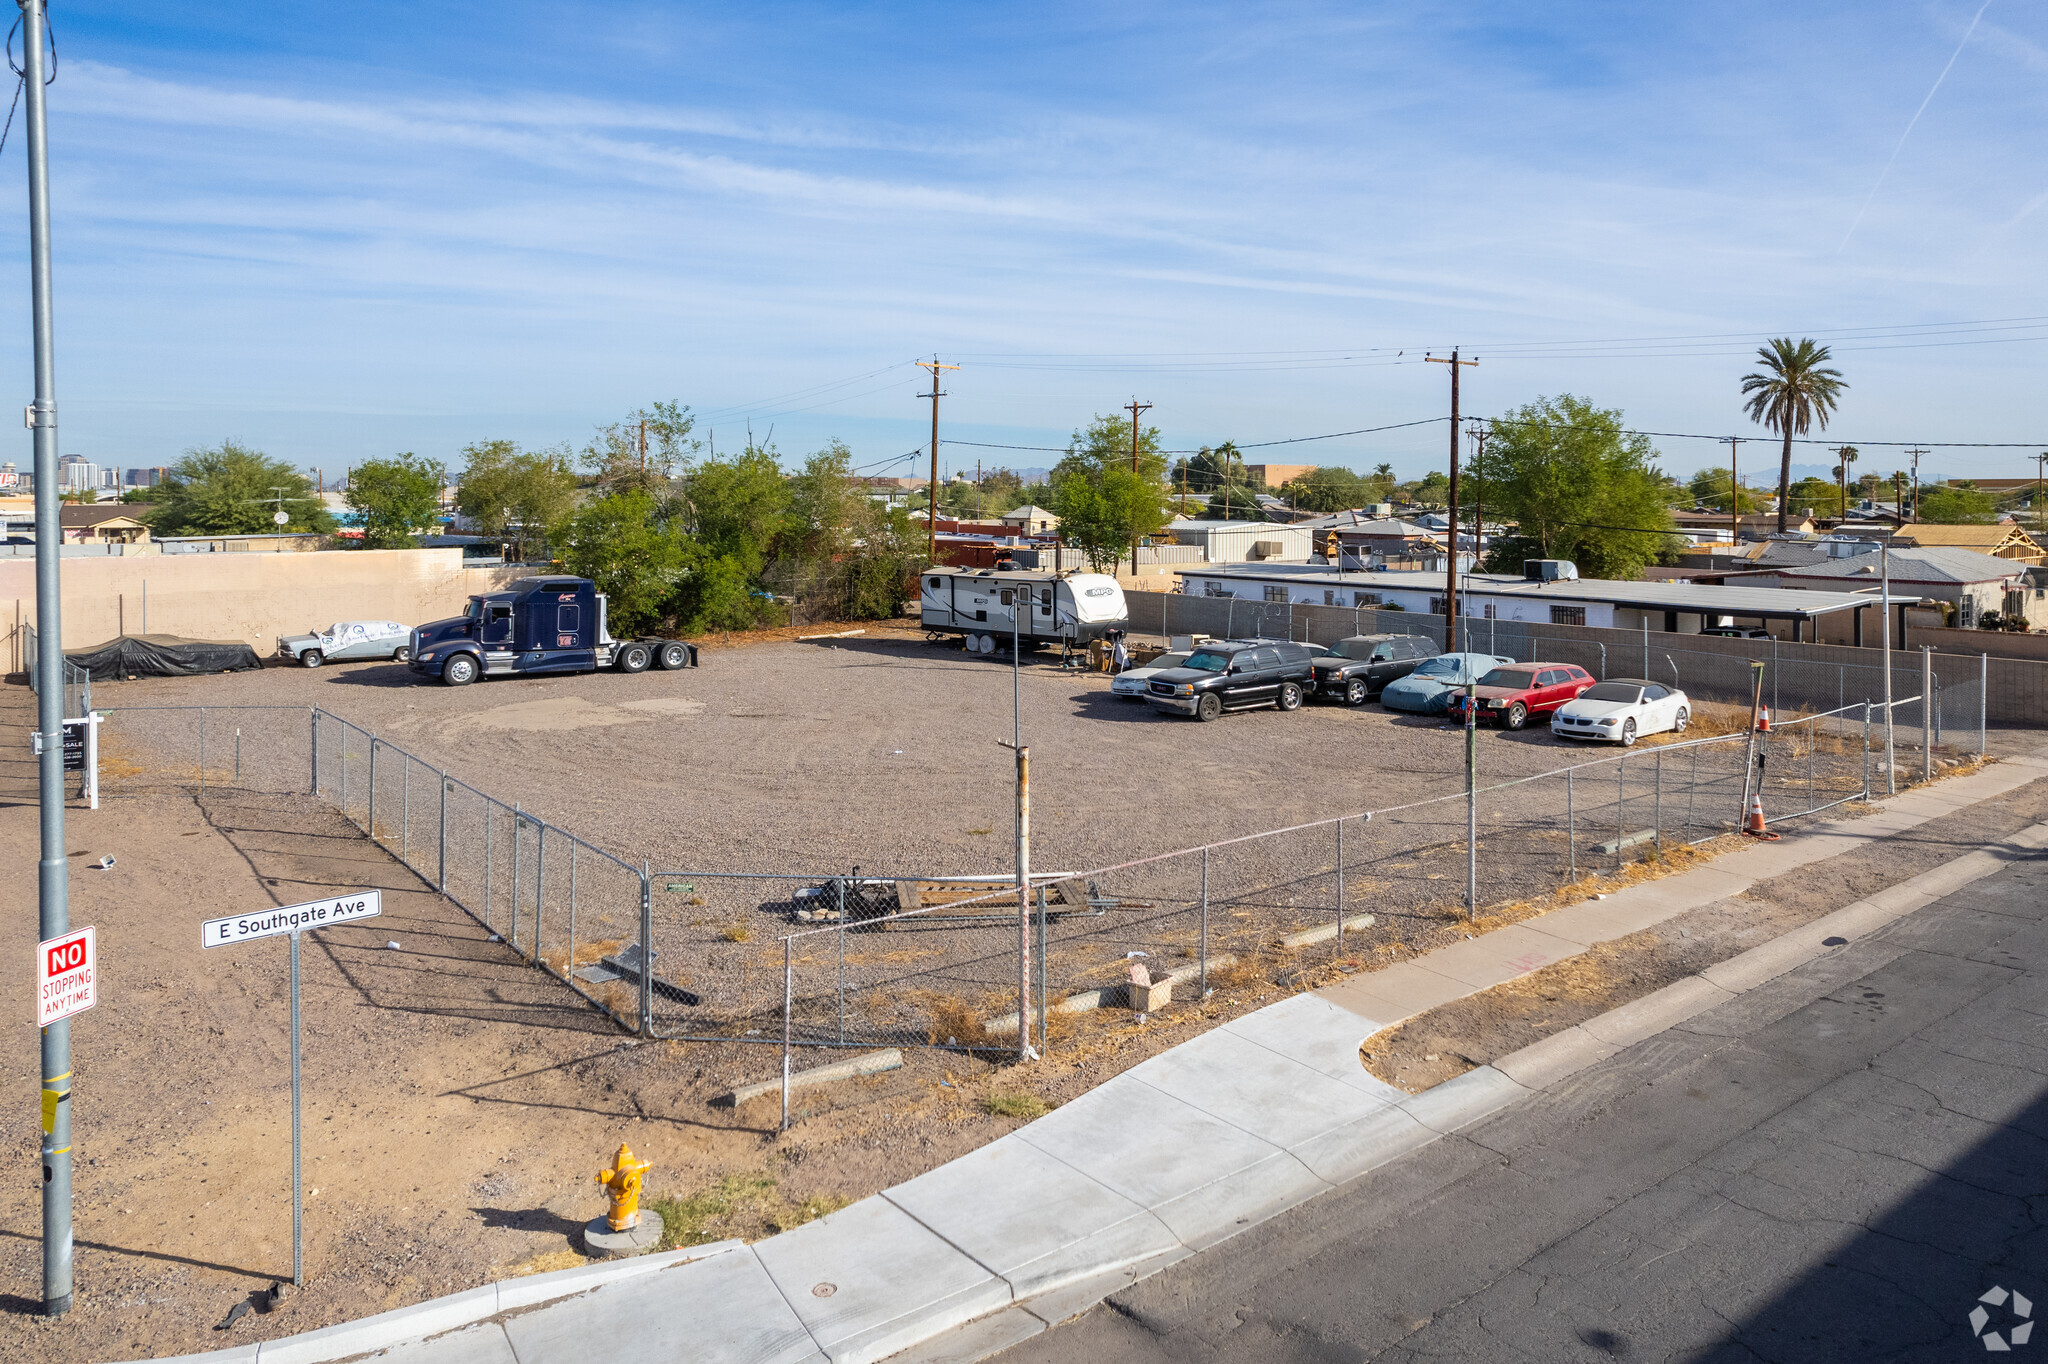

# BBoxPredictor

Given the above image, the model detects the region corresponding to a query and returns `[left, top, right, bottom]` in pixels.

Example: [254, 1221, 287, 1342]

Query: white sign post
[202, 891, 380, 1286]
[37, 926, 96, 1029]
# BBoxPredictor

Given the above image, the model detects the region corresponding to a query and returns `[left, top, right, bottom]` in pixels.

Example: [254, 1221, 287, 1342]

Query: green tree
[345, 453, 446, 549]
[584, 401, 699, 498]
[1403, 470, 1450, 505]
[555, 490, 690, 634]
[682, 445, 789, 571]
[1170, 443, 1253, 494]
[1786, 476, 1839, 519]
[1279, 466, 1372, 513]
[1687, 468, 1764, 513]
[1740, 338, 1847, 534]
[456, 439, 577, 561]
[118, 487, 156, 505]
[1916, 481, 1998, 524]
[1831, 444, 1859, 519]
[1200, 483, 1265, 520]
[146, 441, 332, 537]
[1049, 414, 1171, 568]
[58, 487, 95, 504]
[1478, 395, 1678, 579]
[769, 441, 924, 621]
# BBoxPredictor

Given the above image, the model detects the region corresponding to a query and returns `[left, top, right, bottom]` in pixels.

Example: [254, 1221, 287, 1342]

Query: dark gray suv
[1146, 639, 1317, 721]
[1310, 633, 1440, 705]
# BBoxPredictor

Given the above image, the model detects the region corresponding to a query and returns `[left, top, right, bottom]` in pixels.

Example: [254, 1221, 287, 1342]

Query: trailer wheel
[616, 641, 653, 673]
[655, 641, 690, 670]
[301, 649, 324, 669]
[442, 654, 478, 686]
[1194, 693, 1223, 722]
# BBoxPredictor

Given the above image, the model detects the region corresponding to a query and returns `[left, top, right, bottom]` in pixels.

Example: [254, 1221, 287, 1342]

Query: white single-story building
[1172, 563, 1891, 643]
[1164, 518, 1314, 563]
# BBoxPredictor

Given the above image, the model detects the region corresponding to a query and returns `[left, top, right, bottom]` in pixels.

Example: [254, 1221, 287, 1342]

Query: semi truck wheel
[442, 654, 478, 686]
[655, 642, 690, 670]
[616, 642, 653, 673]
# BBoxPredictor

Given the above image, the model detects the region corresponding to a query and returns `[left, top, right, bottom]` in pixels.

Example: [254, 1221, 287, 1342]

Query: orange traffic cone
[1742, 790, 1779, 840]
[1755, 706, 1772, 733]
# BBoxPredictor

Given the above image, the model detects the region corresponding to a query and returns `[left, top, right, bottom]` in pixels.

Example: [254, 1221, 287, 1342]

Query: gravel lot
[84, 626, 1950, 1046]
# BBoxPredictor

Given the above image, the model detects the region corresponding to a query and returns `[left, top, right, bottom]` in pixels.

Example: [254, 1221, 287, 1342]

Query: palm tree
[1741, 338, 1847, 533]
[1832, 444, 1858, 521]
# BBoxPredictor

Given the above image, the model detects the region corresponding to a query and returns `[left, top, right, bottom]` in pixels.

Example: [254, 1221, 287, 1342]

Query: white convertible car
[277, 620, 413, 668]
[1550, 678, 1690, 746]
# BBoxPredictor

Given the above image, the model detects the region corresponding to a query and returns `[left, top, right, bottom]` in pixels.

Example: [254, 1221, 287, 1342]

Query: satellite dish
[272, 510, 290, 525]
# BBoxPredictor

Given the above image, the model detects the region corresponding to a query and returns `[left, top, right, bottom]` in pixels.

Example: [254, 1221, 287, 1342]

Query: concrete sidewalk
[154, 747, 2048, 1364]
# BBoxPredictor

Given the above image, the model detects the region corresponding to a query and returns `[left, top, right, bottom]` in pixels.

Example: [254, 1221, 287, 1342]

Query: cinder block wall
[2, 549, 528, 672]
[1123, 590, 2046, 728]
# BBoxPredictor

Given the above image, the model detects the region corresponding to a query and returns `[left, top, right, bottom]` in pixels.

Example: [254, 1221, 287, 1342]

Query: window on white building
[1263, 586, 1289, 603]
[1549, 605, 1586, 626]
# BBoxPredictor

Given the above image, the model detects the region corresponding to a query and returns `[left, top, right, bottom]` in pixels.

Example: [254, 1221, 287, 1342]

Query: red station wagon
[1456, 662, 1595, 729]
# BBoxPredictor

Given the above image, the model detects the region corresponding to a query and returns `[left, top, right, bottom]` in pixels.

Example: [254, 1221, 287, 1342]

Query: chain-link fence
[89, 688, 1952, 1129]
[23, 621, 91, 720]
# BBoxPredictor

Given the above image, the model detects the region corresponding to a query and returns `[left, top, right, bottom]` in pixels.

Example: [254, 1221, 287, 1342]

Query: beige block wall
[2, 549, 528, 671]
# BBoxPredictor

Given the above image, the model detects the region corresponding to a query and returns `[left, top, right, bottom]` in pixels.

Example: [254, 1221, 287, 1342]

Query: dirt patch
[1363, 772, 2048, 1092]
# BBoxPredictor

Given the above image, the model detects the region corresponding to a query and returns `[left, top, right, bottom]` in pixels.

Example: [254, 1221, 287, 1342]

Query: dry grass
[981, 1092, 1052, 1120]
[497, 1248, 590, 1278]
[647, 1170, 854, 1248]
[721, 923, 752, 943]
[916, 991, 992, 1049]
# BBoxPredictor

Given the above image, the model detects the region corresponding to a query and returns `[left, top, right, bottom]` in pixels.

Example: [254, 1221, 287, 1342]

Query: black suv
[1146, 639, 1317, 721]
[1310, 633, 1440, 705]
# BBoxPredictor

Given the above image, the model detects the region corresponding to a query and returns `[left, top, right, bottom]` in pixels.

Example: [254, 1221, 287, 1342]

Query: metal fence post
[1036, 886, 1048, 1045]
[1980, 653, 1989, 757]
[1199, 846, 1210, 997]
[781, 938, 793, 1132]
[1807, 724, 1816, 812]
[1335, 816, 1345, 947]
[338, 721, 346, 813]
[401, 753, 409, 866]
[309, 708, 319, 797]
[1654, 750, 1663, 851]
[368, 738, 378, 844]
[639, 860, 654, 1037]
[567, 843, 577, 976]
[1566, 767, 1576, 882]
[1684, 742, 1698, 841]
[1615, 754, 1625, 871]
[534, 825, 546, 965]
[1921, 647, 1934, 785]
[234, 727, 241, 785]
[1863, 701, 1872, 800]
[435, 772, 448, 892]
[484, 801, 493, 930]
[199, 707, 206, 794]
[836, 876, 846, 1044]
[510, 804, 522, 950]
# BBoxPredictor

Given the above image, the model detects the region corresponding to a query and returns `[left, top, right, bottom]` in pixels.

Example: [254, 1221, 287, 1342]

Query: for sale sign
[37, 926, 96, 1028]
[201, 891, 381, 949]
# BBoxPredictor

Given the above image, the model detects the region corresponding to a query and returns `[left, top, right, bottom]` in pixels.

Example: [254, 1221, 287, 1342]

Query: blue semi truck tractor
[407, 575, 698, 686]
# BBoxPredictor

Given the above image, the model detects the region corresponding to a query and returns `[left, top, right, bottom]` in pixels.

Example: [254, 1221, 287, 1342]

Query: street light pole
[22, 0, 73, 1316]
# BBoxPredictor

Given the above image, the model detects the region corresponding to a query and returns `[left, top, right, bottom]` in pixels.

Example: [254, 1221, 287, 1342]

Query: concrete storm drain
[1971, 1286, 2033, 1351]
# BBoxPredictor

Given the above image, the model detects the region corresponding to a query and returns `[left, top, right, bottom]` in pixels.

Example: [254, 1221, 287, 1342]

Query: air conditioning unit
[1250, 540, 1283, 560]
[1523, 559, 1579, 583]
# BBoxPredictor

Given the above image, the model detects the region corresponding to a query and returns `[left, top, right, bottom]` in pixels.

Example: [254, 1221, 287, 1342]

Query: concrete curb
[726, 1048, 903, 1106]
[143, 1241, 747, 1363]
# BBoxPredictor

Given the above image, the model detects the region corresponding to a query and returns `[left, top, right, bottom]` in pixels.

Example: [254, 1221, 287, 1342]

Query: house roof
[1772, 545, 2027, 586]
[58, 506, 147, 529]
[1892, 523, 2043, 555]
[999, 504, 1058, 520]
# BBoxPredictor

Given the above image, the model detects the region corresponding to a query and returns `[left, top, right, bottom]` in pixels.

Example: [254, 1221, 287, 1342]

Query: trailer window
[557, 604, 580, 635]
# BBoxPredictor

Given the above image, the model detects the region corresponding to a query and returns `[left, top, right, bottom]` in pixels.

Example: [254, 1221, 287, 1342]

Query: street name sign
[201, 892, 381, 949]
[37, 925, 96, 1028]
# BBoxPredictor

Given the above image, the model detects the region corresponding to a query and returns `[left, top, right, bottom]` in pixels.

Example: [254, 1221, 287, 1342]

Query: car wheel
[616, 641, 653, 673]
[1620, 718, 1637, 747]
[1194, 693, 1223, 722]
[301, 649, 324, 669]
[1344, 678, 1367, 706]
[1504, 702, 1528, 730]
[1674, 707, 1689, 733]
[656, 642, 690, 670]
[442, 654, 477, 687]
[392, 646, 411, 663]
[1276, 682, 1303, 712]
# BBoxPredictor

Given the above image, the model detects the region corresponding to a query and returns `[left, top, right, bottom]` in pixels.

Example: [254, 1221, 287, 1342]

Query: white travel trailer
[918, 566, 1129, 654]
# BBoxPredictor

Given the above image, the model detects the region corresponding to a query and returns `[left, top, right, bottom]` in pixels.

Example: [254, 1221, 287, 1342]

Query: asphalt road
[993, 846, 2048, 1363]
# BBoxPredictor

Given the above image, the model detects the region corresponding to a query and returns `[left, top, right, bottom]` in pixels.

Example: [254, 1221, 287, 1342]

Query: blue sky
[8, 1, 2047, 485]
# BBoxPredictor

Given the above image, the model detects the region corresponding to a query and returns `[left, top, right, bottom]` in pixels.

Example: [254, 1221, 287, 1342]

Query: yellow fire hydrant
[595, 1143, 653, 1232]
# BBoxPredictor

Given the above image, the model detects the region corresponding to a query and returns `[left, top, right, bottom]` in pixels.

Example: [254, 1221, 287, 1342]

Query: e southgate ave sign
[201, 892, 381, 949]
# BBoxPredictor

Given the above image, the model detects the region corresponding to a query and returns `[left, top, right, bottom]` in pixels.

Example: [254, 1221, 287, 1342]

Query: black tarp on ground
[65, 634, 264, 679]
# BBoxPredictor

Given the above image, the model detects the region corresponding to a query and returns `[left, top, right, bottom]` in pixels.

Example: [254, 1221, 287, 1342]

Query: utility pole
[23, 0, 71, 1317]
[1905, 447, 1927, 523]
[917, 358, 959, 568]
[1725, 436, 1743, 556]
[975, 458, 982, 522]
[1466, 421, 1488, 578]
[1426, 351, 1477, 650]
[2035, 453, 2048, 542]
[638, 418, 647, 480]
[1123, 399, 1152, 577]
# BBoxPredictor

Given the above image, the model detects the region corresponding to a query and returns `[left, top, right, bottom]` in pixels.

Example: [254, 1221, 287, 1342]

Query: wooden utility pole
[1725, 436, 1744, 556]
[1124, 399, 1152, 576]
[2035, 452, 2048, 541]
[1466, 421, 1488, 577]
[917, 357, 959, 566]
[1426, 351, 1476, 650]
[1905, 447, 1927, 523]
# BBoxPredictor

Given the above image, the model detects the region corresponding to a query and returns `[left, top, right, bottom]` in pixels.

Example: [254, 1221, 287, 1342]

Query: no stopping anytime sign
[37, 926, 97, 1028]
[201, 892, 382, 948]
